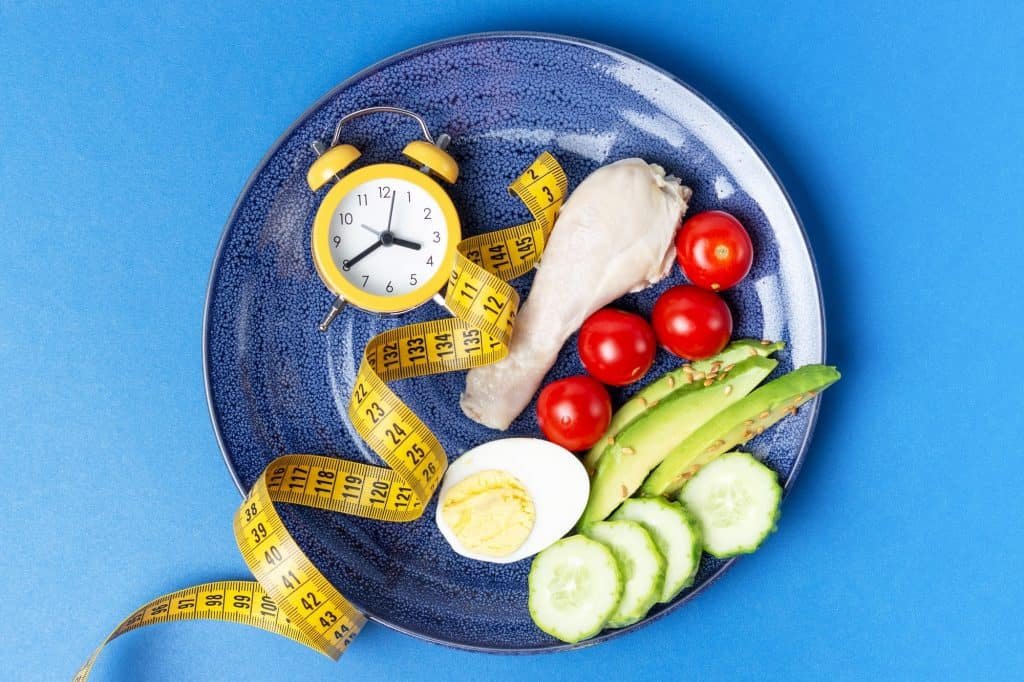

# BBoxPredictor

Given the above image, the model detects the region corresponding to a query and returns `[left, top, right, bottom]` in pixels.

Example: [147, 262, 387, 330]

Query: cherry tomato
[536, 376, 612, 451]
[676, 211, 754, 291]
[652, 285, 733, 360]
[577, 309, 657, 386]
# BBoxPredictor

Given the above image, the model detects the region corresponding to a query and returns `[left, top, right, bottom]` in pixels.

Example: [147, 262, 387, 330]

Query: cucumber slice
[528, 535, 623, 643]
[610, 498, 701, 603]
[583, 521, 665, 628]
[679, 451, 782, 558]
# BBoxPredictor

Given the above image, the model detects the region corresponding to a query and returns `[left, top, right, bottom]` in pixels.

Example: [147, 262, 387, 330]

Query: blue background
[2, 2, 1022, 679]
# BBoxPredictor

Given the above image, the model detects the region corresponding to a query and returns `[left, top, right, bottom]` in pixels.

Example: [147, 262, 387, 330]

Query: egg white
[435, 438, 590, 564]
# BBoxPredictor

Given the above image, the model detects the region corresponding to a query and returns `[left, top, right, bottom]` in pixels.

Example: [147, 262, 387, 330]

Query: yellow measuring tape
[75, 152, 569, 680]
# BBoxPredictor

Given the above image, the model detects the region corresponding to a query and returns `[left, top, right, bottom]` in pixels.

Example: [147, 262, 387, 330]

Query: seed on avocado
[621, 447, 635, 456]
[667, 375, 677, 388]
[703, 379, 714, 387]
[724, 385, 734, 396]
[620, 485, 628, 498]
[639, 397, 648, 408]
[723, 363, 735, 372]
[744, 419, 755, 427]
[760, 339, 771, 345]
[758, 410, 770, 420]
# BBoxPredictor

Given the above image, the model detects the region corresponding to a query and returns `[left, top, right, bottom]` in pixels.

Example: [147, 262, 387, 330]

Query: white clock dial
[328, 177, 448, 298]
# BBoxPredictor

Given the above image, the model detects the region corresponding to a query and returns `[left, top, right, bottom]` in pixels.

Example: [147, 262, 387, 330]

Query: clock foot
[318, 296, 347, 332]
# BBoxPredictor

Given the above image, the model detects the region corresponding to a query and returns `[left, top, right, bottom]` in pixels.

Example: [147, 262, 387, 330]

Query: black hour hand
[392, 237, 422, 251]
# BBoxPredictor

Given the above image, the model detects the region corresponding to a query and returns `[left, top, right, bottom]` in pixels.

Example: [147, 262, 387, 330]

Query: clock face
[328, 176, 449, 299]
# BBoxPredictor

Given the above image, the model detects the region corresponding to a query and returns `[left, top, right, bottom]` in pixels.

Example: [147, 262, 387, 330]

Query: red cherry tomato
[536, 376, 612, 451]
[652, 285, 733, 360]
[577, 309, 657, 386]
[676, 211, 754, 291]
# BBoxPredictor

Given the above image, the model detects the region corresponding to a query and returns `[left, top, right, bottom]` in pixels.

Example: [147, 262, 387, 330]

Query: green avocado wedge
[582, 340, 784, 475]
[642, 364, 841, 498]
[576, 356, 778, 530]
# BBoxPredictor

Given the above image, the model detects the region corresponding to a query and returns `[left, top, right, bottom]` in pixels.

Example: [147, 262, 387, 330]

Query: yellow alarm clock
[306, 106, 461, 330]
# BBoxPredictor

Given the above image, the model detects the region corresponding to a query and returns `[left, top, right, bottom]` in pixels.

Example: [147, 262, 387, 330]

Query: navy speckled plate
[204, 32, 825, 652]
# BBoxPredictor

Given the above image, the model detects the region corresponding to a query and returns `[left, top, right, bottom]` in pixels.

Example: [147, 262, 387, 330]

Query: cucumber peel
[679, 451, 782, 558]
[528, 535, 622, 643]
[577, 356, 777, 529]
[583, 520, 665, 628]
[610, 497, 701, 603]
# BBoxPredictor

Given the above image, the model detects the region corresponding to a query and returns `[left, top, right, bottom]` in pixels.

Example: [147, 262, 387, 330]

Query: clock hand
[391, 237, 422, 251]
[384, 191, 397, 234]
[360, 223, 383, 236]
[342, 240, 383, 270]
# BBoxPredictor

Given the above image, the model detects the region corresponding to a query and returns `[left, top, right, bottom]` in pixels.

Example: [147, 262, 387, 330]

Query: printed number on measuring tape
[74, 136, 568, 679]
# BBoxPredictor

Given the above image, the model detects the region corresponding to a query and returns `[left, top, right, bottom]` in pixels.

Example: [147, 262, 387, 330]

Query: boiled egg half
[435, 438, 590, 564]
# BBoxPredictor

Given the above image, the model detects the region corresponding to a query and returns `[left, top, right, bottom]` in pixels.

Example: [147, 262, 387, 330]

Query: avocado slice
[642, 364, 841, 498]
[576, 356, 778, 529]
[582, 340, 784, 475]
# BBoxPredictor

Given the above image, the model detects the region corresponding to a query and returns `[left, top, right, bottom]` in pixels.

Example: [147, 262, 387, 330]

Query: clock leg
[318, 296, 347, 332]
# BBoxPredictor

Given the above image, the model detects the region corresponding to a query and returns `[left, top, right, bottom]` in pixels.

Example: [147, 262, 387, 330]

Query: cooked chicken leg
[461, 158, 692, 430]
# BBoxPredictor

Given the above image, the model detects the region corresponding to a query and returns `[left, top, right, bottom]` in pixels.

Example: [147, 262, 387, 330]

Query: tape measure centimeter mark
[75, 152, 568, 680]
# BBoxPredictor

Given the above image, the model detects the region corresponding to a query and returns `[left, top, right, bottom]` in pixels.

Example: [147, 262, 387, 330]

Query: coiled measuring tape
[75, 152, 569, 680]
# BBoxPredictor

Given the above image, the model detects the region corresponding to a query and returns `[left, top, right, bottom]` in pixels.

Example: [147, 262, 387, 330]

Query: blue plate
[205, 32, 825, 652]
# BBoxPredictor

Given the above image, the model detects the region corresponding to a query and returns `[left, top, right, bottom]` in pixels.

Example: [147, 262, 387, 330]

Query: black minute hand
[342, 240, 382, 270]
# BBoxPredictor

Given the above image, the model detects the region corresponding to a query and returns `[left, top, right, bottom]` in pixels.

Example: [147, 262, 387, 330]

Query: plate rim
[202, 30, 827, 653]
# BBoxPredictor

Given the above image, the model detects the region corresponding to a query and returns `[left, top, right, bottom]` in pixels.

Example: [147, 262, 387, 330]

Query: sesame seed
[704, 379, 714, 387]
[744, 419, 755, 427]
[621, 447, 635, 456]
[606, 436, 615, 446]
[723, 363, 735, 373]
[724, 385, 734, 395]
[667, 375, 676, 388]
[759, 411, 770, 420]
[760, 339, 771, 345]
[639, 397, 648, 408]
[621, 485, 628, 498]
[748, 347, 758, 357]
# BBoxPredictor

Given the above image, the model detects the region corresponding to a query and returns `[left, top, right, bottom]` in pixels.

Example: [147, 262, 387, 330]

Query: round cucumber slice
[583, 520, 666, 628]
[528, 535, 622, 643]
[610, 497, 701, 603]
[679, 451, 781, 558]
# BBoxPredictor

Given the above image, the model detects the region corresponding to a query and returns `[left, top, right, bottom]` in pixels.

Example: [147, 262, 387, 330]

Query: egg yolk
[440, 470, 536, 558]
